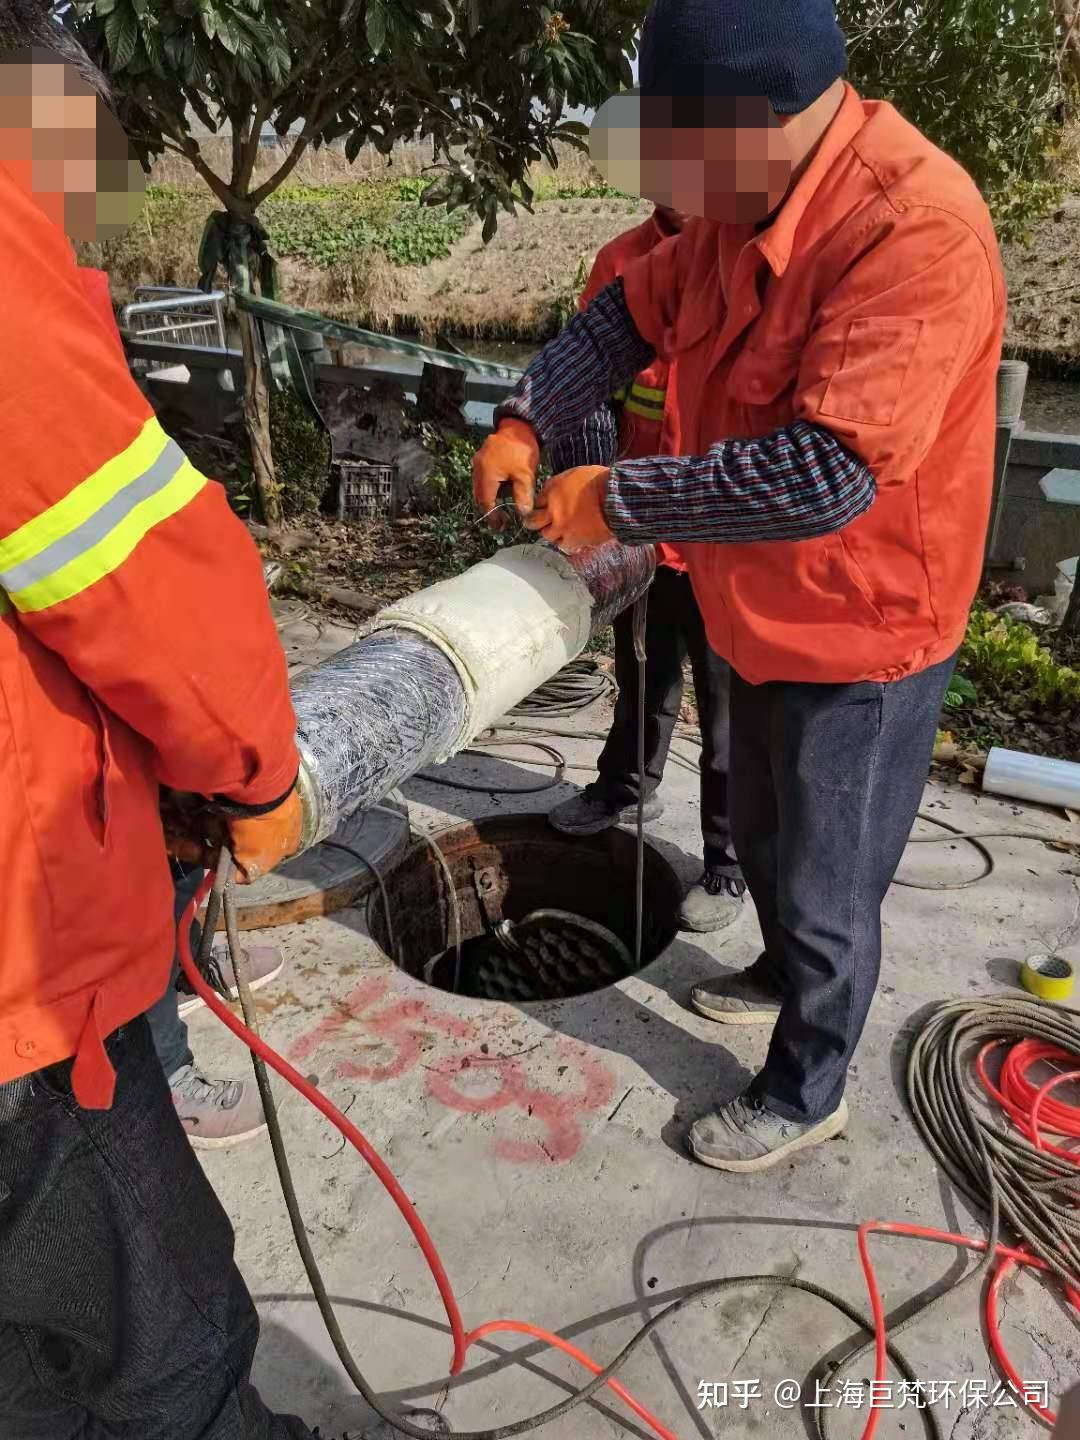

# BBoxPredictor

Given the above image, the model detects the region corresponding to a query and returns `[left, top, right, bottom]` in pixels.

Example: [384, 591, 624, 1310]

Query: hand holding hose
[472, 418, 540, 531]
[162, 786, 304, 883]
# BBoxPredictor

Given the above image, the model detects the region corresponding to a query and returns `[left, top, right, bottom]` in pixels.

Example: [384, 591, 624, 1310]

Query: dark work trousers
[0, 1017, 314, 1440]
[730, 653, 957, 1124]
[596, 565, 734, 867]
[145, 860, 204, 1080]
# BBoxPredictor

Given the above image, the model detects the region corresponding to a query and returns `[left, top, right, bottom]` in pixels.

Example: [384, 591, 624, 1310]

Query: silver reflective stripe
[0, 439, 186, 595]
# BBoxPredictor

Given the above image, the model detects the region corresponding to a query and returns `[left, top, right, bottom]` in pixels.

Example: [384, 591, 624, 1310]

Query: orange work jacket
[621, 85, 1006, 685]
[580, 211, 686, 573]
[0, 166, 299, 1108]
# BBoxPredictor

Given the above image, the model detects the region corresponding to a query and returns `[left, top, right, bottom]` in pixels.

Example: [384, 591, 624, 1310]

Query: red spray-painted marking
[288, 979, 614, 1163]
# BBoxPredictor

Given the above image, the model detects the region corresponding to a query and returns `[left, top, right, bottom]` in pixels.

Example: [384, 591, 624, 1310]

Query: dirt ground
[277, 195, 654, 341]
[1021, 375, 1080, 432]
[1003, 194, 1080, 369]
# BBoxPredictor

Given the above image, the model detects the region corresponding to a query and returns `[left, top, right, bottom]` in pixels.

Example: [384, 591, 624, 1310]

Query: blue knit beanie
[640, 0, 848, 116]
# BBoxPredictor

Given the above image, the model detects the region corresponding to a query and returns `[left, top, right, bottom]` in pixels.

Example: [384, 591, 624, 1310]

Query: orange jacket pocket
[820, 317, 923, 427]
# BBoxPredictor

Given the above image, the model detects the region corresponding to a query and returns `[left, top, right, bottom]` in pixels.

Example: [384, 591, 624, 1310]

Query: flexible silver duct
[292, 540, 655, 850]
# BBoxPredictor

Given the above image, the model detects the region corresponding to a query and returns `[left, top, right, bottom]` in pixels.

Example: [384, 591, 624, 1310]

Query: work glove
[162, 785, 304, 884]
[472, 418, 541, 532]
[523, 466, 614, 554]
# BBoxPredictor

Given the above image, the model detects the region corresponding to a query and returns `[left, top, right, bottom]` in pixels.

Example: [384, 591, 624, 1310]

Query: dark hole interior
[368, 814, 683, 1002]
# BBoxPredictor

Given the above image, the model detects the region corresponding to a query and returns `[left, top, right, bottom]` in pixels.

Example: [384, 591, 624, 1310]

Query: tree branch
[248, 71, 357, 204]
[238, 98, 274, 193]
[152, 106, 237, 208]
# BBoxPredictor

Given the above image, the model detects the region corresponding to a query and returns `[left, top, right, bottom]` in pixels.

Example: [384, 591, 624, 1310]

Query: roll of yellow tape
[1021, 953, 1076, 1003]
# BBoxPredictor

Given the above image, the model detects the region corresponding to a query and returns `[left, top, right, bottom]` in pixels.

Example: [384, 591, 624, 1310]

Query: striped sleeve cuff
[546, 404, 620, 473]
[603, 420, 877, 545]
[497, 279, 655, 447]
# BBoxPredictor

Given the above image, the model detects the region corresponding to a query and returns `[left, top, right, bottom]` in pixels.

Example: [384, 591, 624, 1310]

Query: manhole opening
[368, 814, 682, 1002]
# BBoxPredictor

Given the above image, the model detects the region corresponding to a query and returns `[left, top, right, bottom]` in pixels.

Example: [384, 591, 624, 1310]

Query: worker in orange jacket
[475, 0, 1005, 1173]
[79, 263, 288, 1148]
[546, 206, 745, 933]
[0, 15, 328, 1439]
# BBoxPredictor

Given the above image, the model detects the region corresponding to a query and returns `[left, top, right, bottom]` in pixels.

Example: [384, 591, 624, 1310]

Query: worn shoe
[688, 1092, 849, 1173]
[548, 788, 663, 836]
[168, 1064, 267, 1150]
[178, 943, 284, 1018]
[689, 961, 783, 1025]
[678, 865, 746, 933]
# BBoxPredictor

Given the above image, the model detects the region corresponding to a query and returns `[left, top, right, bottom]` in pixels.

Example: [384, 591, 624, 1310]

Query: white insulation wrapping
[291, 539, 655, 850]
[371, 545, 594, 750]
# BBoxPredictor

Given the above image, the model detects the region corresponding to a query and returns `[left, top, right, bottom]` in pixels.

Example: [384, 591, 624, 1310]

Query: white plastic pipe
[983, 746, 1080, 810]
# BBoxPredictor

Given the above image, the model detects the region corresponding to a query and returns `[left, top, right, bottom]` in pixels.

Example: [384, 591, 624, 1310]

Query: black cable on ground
[908, 997, 1080, 1289]
[820, 995, 1080, 1440]
[506, 659, 615, 719]
[226, 875, 942, 1440]
[417, 737, 566, 795]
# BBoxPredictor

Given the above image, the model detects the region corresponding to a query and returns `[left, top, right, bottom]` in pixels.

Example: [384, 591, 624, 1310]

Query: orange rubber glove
[162, 786, 304, 884]
[226, 787, 304, 883]
[472, 418, 541, 531]
[523, 466, 614, 554]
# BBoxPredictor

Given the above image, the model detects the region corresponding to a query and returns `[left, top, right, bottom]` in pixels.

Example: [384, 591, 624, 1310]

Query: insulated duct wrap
[292, 540, 654, 849]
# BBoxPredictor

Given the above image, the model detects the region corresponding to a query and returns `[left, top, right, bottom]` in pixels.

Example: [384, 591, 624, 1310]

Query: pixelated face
[0, 48, 144, 240]
[591, 86, 792, 224]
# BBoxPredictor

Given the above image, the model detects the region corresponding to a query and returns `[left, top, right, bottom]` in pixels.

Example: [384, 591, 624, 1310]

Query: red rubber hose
[976, 1039, 1080, 1163]
[859, 1223, 1080, 1435]
[180, 878, 1075, 1439]
[178, 878, 678, 1439]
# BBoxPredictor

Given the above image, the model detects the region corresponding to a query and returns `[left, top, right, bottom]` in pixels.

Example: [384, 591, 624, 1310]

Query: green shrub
[263, 186, 470, 270]
[269, 391, 333, 520]
[958, 605, 1080, 707]
[417, 421, 542, 564]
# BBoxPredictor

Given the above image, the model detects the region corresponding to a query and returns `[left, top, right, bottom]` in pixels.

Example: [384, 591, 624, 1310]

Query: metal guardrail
[120, 288, 228, 363]
[121, 338, 518, 406]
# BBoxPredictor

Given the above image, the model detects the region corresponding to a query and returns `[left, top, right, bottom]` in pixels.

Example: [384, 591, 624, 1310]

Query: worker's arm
[603, 422, 874, 543]
[603, 211, 997, 545]
[0, 180, 299, 827]
[474, 278, 655, 519]
[496, 279, 655, 445]
[546, 406, 620, 473]
[544, 244, 625, 475]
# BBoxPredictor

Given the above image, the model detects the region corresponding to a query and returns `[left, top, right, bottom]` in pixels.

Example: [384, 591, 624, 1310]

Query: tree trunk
[237, 305, 281, 532]
[1057, 0, 1080, 89]
[1063, 565, 1080, 636]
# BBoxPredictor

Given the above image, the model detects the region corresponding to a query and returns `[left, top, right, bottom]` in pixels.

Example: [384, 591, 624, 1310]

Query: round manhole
[368, 814, 682, 1001]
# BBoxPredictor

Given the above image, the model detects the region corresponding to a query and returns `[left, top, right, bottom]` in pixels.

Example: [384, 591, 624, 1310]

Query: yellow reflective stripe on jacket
[0, 418, 206, 614]
[622, 380, 666, 423]
[0, 590, 10, 617]
[630, 382, 665, 404]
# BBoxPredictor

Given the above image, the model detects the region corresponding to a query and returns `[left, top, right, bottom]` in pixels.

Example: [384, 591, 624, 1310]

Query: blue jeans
[730, 653, 957, 1124]
[0, 1018, 314, 1438]
[145, 862, 204, 1080]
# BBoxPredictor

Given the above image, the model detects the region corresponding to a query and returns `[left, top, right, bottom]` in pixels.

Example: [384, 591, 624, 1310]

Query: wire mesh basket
[336, 459, 397, 521]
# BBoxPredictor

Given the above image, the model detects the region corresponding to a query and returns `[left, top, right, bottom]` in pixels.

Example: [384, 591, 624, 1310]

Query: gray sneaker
[548, 788, 663, 836]
[168, 1064, 267, 1150]
[688, 1092, 849, 1172]
[689, 963, 783, 1025]
[678, 865, 746, 933]
[178, 943, 284, 1018]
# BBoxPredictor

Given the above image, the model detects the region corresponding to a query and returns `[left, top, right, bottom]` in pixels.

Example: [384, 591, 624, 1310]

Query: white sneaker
[178, 943, 284, 1018]
[168, 1064, 267, 1150]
